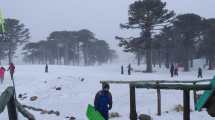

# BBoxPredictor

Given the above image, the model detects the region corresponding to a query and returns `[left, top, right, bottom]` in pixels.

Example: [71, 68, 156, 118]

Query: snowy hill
[0, 64, 214, 120]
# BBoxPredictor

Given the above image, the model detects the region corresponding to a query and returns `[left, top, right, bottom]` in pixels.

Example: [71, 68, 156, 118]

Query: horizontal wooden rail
[134, 83, 211, 90]
[195, 79, 211, 83]
[101, 79, 211, 85]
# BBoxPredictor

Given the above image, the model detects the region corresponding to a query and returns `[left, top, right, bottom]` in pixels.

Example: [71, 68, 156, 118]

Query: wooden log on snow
[16, 100, 36, 120]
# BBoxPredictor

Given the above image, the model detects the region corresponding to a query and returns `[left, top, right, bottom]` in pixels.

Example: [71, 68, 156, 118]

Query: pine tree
[119, 0, 174, 72]
[3, 18, 30, 63]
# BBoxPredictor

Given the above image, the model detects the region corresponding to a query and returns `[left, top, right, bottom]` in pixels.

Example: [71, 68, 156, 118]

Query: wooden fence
[101, 79, 212, 120]
[0, 86, 35, 120]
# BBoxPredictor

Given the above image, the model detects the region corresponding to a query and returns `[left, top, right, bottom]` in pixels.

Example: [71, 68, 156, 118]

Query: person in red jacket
[0, 67, 5, 83]
[8, 63, 15, 80]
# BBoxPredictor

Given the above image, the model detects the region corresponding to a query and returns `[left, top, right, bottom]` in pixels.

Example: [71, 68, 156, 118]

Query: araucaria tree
[172, 14, 203, 71]
[199, 19, 215, 70]
[119, 0, 174, 72]
[2, 18, 30, 63]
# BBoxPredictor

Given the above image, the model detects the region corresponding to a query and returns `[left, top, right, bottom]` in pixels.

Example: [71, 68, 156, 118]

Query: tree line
[22, 30, 117, 65]
[117, 0, 215, 72]
[0, 19, 117, 65]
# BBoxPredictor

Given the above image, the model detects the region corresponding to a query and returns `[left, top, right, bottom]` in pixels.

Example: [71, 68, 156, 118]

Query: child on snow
[94, 83, 112, 120]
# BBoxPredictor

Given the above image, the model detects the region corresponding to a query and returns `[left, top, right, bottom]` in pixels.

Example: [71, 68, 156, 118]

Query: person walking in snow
[0, 67, 5, 83]
[198, 67, 203, 78]
[7, 63, 15, 80]
[174, 68, 178, 76]
[170, 64, 174, 77]
[121, 65, 124, 75]
[174, 64, 178, 76]
[128, 64, 132, 75]
[94, 83, 112, 120]
[45, 64, 48, 73]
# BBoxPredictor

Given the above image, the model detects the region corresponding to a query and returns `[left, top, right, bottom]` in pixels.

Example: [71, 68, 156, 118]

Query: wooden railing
[101, 79, 211, 84]
[101, 79, 212, 120]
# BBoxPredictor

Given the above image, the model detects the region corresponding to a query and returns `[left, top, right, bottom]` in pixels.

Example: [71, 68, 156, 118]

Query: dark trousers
[128, 70, 131, 75]
[198, 74, 203, 78]
[171, 72, 174, 77]
[100, 111, 108, 120]
[10, 71, 14, 80]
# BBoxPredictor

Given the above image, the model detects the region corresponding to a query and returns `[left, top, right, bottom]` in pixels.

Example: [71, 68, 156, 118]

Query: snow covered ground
[0, 64, 215, 120]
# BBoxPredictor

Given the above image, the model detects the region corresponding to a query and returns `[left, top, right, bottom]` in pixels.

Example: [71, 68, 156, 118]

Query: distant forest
[1, 0, 215, 71]
[0, 19, 117, 65]
[22, 30, 117, 65]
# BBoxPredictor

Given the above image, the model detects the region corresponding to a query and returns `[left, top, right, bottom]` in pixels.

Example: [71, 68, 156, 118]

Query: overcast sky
[0, 0, 215, 51]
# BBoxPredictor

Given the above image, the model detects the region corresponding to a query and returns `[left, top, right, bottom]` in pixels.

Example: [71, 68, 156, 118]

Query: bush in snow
[138, 114, 152, 120]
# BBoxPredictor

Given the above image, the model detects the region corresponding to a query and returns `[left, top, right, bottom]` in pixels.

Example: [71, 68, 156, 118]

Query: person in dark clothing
[128, 64, 131, 75]
[174, 68, 178, 76]
[94, 83, 112, 120]
[198, 67, 203, 78]
[7, 63, 15, 80]
[170, 64, 174, 77]
[121, 65, 124, 75]
[45, 64, 48, 73]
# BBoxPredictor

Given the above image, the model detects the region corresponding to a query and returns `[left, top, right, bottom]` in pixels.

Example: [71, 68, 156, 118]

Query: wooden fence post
[183, 89, 190, 120]
[193, 82, 197, 110]
[7, 96, 18, 120]
[157, 82, 161, 116]
[130, 84, 137, 120]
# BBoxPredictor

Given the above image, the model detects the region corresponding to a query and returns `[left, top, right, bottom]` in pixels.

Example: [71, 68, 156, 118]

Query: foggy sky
[0, 0, 215, 50]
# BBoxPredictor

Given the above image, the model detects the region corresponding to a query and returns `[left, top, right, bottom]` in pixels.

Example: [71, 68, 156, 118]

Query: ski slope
[0, 64, 214, 120]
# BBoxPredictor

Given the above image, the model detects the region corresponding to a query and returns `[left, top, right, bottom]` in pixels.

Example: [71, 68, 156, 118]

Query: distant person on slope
[198, 67, 203, 78]
[0, 67, 5, 83]
[170, 64, 174, 77]
[121, 65, 124, 75]
[174, 64, 178, 76]
[94, 83, 112, 120]
[45, 64, 48, 73]
[128, 64, 132, 75]
[7, 63, 15, 80]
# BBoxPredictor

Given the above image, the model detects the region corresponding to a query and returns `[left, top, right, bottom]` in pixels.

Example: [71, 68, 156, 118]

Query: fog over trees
[0, 20, 117, 65]
[22, 29, 117, 65]
[1, 0, 215, 71]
